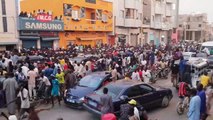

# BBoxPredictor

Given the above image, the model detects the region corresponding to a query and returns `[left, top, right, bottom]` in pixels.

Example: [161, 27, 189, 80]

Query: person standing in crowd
[111, 66, 118, 82]
[171, 60, 179, 87]
[7, 61, 14, 74]
[17, 85, 30, 119]
[100, 87, 113, 114]
[56, 69, 65, 98]
[65, 69, 77, 89]
[44, 64, 54, 80]
[188, 88, 201, 120]
[3, 73, 18, 115]
[27, 67, 37, 100]
[197, 84, 207, 120]
[131, 69, 141, 81]
[128, 107, 139, 120]
[50, 74, 61, 107]
[41, 73, 51, 104]
[21, 63, 29, 78]
[200, 72, 210, 88]
[179, 56, 186, 82]
[143, 68, 151, 83]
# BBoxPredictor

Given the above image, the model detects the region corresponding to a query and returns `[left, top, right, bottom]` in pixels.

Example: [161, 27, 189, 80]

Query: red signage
[36, 14, 53, 22]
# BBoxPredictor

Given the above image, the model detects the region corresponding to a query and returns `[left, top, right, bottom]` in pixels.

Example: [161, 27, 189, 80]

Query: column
[192, 31, 195, 41]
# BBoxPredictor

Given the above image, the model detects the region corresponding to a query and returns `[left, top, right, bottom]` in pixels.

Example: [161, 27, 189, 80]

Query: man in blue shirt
[188, 88, 201, 120]
[197, 84, 207, 120]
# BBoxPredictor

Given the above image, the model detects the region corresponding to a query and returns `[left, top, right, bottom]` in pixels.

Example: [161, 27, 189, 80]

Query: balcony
[125, 19, 136, 27]
[125, 0, 135, 9]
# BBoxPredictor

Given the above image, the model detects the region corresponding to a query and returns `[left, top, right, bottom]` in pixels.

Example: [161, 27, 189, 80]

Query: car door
[138, 84, 161, 108]
[125, 85, 143, 104]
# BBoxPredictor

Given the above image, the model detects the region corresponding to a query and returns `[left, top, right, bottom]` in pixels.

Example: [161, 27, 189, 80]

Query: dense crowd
[0, 42, 212, 120]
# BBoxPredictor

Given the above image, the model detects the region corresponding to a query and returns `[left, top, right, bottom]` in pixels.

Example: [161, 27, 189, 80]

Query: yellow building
[20, 0, 113, 48]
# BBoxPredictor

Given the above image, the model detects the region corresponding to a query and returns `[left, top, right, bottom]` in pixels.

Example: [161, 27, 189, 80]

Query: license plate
[88, 100, 97, 107]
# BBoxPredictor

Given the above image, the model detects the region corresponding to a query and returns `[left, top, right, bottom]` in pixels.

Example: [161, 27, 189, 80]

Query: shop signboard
[18, 14, 64, 31]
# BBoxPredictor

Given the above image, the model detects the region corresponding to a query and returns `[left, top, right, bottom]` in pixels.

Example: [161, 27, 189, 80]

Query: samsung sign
[18, 17, 64, 31]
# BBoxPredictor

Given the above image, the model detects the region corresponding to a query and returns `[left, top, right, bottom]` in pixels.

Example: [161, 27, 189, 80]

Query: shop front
[18, 14, 64, 49]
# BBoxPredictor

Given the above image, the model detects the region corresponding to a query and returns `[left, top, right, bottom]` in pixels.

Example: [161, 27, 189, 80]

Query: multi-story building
[20, 0, 113, 49]
[113, 0, 143, 46]
[143, 0, 178, 45]
[178, 13, 209, 42]
[0, 0, 19, 51]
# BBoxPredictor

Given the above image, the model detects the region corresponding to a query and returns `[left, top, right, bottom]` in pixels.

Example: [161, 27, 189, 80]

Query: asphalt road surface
[1, 78, 212, 120]
[36, 79, 192, 120]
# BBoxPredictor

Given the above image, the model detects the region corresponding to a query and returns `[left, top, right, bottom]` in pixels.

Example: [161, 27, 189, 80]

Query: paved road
[37, 78, 187, 120]
[1, 78, 212, 120]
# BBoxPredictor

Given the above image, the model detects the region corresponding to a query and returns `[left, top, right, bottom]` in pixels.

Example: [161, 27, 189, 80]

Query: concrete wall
[0, 0, 19, 46]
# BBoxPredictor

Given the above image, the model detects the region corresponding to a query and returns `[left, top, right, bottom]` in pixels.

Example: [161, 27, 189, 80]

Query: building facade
[20, 0, 113, 49]
[0, 0, 19, 51]
[113, 0, 143, 46]
[178, 13, 210, 42]
[143, 0, 178, 46]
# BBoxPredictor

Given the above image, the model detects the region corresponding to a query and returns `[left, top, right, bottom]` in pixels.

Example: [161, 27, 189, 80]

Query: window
[63, 4, 72, 16]
[126, 86, 142, 97]
[86, 0, 96, 4]
[1, 0, 6, 15]
[80, 7, 86, 18]
[102, 14, 108, 22]
[96, 9, 102, 20]
[199, 24, 202, 27]
[72, 10, 79, 19]
[125, 8, 134, 19]
[119, 10, 124, 18]
[139, 84, 153, 95]
[2, 17, 7, 32]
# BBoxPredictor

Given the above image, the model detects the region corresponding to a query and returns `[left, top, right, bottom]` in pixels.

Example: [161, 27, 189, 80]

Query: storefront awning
[42, 37, 59, 41]
[0, 42, 18, 45]
[20, 36, 40, 40]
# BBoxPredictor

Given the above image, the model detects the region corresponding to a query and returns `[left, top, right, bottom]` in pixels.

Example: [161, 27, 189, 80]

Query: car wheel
[161, 96, 169, 108]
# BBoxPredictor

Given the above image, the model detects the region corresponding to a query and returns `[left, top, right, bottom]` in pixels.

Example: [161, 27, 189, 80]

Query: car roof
[89, 71, 111, 77]
[109, 79, 144, 89]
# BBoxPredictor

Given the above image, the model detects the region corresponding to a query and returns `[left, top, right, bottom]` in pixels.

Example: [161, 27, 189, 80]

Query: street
[37, 78, 211, 120]
[1, 76, 212, 120]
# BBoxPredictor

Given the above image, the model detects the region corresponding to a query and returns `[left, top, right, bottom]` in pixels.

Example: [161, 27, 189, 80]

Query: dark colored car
[207, 55, 213, 68]
[83, 80, 173, 116]
[64, 71, 112, 109]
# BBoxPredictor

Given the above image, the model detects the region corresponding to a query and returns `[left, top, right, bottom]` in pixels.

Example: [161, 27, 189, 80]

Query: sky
[179, 0, 213, 22]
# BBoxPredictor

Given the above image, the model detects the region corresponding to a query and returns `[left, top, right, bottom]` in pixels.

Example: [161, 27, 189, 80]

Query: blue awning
[20, 36, 40, 40]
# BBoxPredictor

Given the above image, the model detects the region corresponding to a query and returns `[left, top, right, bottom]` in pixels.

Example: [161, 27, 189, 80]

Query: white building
[143, 0, 178, 45]
[0, 0, 19, 51]
[113, 0, 143, 46]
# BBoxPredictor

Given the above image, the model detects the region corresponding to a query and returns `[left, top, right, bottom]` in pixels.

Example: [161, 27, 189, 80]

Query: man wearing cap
[119, 99, 140, 120]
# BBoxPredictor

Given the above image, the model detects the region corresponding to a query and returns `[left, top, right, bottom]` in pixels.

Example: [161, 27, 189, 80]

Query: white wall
[0, 0, 19, 44]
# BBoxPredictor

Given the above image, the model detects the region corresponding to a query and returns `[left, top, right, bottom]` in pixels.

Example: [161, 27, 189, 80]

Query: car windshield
[96, 84, 124, 98]
[79, 75, 103, 88]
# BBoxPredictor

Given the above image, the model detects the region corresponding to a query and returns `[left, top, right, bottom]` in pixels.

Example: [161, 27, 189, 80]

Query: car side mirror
[120, 95, 129, 101]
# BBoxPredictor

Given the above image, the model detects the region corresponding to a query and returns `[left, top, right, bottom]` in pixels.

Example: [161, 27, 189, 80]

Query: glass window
[72, 10, 79, 19]
[85, 0, 96, 4]
[126, 86, 142, 97]
[96, 84, 124, 98]
[1, 0, 6, 15]
[125, 8, 134, 19]
[79, 75, 103, 88]
[2, 17, 7, 32]
[63, 4, 72, 16]
[96, 9, 102, 20]
[139, 84, 153, 95]
[80, 7, 86, 18]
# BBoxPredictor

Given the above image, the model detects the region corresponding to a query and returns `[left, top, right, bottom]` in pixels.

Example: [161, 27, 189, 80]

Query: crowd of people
[0, 42, 212, 120]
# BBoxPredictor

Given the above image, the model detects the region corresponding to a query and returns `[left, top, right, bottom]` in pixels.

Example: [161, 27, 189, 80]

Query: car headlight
[79, 97, 85, 101]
